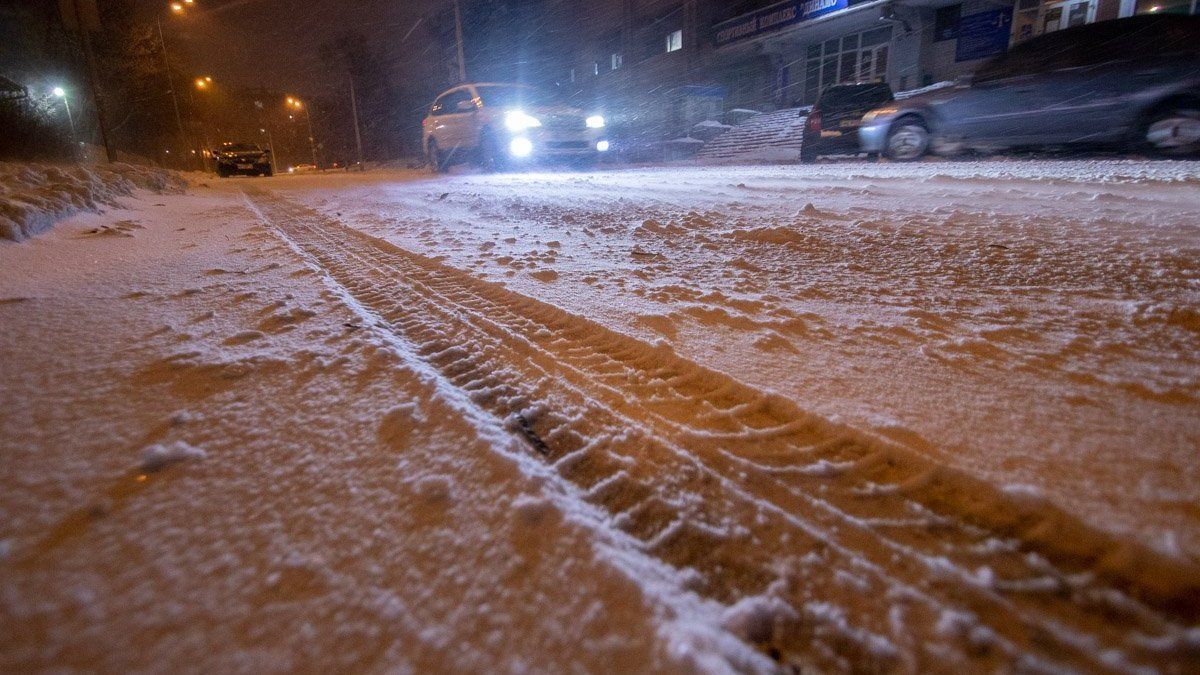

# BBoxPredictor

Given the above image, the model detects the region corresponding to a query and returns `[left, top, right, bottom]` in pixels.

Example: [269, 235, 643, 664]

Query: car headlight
[586, 115, 605, 129]
[505, 110, 542, 132]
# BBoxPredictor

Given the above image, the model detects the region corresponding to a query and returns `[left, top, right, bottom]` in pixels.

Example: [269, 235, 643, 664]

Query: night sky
[171, 0, 441, 93]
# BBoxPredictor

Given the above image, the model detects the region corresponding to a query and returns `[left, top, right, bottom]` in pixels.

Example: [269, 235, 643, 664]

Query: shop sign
[715, 0, 851, 47]
[955, 7, 1014, 62]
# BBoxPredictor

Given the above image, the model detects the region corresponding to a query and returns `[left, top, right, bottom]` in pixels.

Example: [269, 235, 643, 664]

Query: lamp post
[451, 0, 467, 82]
[193, 76, 216, 159]
[53, 87, 75, 137]
[287, 97, 319, 169]
[157, 0, 196, 168]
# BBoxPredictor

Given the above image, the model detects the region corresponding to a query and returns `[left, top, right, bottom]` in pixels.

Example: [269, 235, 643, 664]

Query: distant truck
[211, 142, 273, 177]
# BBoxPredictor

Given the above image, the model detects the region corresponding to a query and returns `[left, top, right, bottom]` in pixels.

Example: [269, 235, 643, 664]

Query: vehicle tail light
[806, 111, 821, 133]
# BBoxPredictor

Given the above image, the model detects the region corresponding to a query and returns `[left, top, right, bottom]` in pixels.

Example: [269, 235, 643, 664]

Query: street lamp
[286, 95, 320, 169]
[53, 86, 75, 143]
[158, 0, 198, 168]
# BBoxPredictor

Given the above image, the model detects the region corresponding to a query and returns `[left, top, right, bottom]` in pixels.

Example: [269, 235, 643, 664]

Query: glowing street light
[159, 0, 200, 168]
[195, 76, 211, 89]
[286, 95, 319, 169]
[52, 86, 75, 141]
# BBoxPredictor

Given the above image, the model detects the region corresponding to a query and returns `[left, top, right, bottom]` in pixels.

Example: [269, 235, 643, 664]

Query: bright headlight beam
[509, 138, 533, 157]
[505, 111, 542, 132]
[586, 115, 606, 128]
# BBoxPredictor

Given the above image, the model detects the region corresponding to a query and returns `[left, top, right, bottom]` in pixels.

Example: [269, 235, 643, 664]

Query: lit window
[593, 62, 600, 76]
[666, 29, 682, 53]
[569, 68, 576, 83]
[611, 53, 623, 70]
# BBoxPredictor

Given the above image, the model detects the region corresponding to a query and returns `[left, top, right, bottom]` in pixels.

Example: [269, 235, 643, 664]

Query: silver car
[860, 15, 1200, 161]
[421, 83, 609, 171]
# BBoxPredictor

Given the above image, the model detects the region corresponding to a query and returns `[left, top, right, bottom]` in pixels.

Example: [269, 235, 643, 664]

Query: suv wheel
[885, 117, 930, 162]
[1142, 104, 1200, 157]
[427, 139, 449, 173]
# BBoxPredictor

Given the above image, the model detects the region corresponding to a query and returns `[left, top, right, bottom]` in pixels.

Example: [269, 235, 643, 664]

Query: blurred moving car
[422, 83, 609, 171]
[859, 15, 1200, 161]
[287, 164, 318, 174]
[212, 142, 273, 177]
[800, 82, 894, 162]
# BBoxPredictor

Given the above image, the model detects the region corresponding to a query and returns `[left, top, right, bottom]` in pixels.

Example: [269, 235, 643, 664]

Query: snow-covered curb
[0, 162, 188, 242]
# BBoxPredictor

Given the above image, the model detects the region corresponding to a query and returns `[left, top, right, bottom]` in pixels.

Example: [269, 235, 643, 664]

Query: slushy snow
[2, 159, 1199, 673]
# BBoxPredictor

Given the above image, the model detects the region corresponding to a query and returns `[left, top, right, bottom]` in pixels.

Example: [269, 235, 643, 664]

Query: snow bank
[0, 162, 187, 242]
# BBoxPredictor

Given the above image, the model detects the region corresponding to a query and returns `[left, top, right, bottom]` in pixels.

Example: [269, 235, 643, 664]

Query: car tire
[262, 167, 274, 177]
[885, 117, 930, 162]
[428, 139, 449, 173]
[1139, 103, 1200, 158]
[216, 166, 230, 178]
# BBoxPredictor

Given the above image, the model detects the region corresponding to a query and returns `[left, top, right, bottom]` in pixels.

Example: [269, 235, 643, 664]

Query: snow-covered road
[3, 160, 1199, 672]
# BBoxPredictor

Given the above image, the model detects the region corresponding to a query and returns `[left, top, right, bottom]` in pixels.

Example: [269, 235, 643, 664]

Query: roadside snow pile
[895, 80, 956, 99]
[0, 162, 187, 241]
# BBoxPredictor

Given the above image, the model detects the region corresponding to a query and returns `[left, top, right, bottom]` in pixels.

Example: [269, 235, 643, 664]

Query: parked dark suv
[860, 15, 1200, 160]
[212, 142, 274, 177]
[800, 82, 894, 162]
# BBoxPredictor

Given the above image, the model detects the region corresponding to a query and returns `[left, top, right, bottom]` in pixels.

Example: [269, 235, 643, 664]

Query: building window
[1135, 0, 1195, 13]
[665, 29, 683, 52]
[611, 52, 623, 70]
[803, 26, 892, 103]
[592, 62, 600, 76]
[569, 68, 576, 83]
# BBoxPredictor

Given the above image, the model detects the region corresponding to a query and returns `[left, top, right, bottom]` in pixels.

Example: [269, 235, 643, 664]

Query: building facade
[553, 0, 1196, 142]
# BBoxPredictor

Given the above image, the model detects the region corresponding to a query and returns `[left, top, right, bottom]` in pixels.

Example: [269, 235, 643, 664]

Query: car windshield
[221, 143, 260, 152]
[475, 86, 560, 109]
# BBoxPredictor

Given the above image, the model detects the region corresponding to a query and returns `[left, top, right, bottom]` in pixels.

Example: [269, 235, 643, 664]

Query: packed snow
[2, 159, 1199, 673]
[0, 162, 187, 241]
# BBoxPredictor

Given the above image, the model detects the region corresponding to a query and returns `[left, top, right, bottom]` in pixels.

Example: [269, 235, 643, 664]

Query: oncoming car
[211, 142, 273, 177]
[422, 83, 609, 171]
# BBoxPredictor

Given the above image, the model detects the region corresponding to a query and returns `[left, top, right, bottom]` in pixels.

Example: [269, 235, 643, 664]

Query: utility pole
[304, 105, 319, 169]
[63, 0, 115, 162]
[253, 99, 278, 173]
[348, 74, 365, 170]
[156, 17, 193, 169]
[452, 0, 467, 82]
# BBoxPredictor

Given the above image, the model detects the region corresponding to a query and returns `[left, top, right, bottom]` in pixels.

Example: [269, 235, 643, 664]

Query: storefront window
[803, 26, 892, 103]
[1135, 0, 1196, 13]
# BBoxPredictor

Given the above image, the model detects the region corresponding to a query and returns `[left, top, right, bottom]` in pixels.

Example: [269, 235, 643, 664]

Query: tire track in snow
[246, 188, 1200, 674]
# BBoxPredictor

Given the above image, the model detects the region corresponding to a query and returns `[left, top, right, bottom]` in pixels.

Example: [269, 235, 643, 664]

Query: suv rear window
[221, 143, 260, 152]
[817, 84, 894, 109]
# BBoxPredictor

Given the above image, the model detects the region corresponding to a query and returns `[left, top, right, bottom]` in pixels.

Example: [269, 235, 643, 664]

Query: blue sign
[955, 8, 1013, 62]
[715, 0, 850, 47]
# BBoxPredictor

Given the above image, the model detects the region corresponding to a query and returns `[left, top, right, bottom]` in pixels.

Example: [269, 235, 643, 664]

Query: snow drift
[0, 162, 187, 241]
